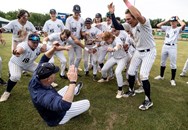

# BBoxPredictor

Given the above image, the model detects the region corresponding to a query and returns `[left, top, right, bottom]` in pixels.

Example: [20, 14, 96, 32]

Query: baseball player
[42, 9, 65, 37]
[65, 4, 88, 70]
[0, 34, 46, 102]
[0, 9, 37, 51]
[98, 32, 129, 98]
[180, 59, 188, 77]
[42, 30, 73, 79]
[102, 12, 112, 32]
[154, 16, 186, 86]
[83, 17, 102, 80]
[108, 1, 156, 110]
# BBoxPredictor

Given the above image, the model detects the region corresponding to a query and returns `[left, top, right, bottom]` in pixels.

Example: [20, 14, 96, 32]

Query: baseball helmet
[73, 4, 81, 13]
[106, 12, 112, 18]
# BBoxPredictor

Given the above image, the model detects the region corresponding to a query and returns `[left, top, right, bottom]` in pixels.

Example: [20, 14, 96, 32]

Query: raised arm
[157, 19, 169, 28]
[108, 3, 124, 30]
[123, 0, 146, 24]
[176, 16, 186, 30]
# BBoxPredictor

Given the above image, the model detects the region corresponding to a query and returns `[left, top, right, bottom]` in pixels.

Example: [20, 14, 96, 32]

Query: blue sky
[1, 0, 188, 20]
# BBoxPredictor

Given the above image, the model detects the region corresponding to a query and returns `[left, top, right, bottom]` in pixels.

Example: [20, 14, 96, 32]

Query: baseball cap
[36, 63, 59, 79]
[95, 13, 102, 18]
[106, 12, 111, 18]
[73, 4, 81, 13]
[85, 17, 92, 24]
[50, 9, 56, 14]
[170, 16, 177, 22]
[28, 34, 40, 43]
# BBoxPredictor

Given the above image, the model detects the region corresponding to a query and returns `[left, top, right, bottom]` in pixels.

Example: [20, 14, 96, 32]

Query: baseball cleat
[154, 75, 164, 80]
[180, 72, 186, 77]
[122, 89, 136, 97]
[75, 82, 83, 96]
[107, 76, 114, 81]
[139, 100, 153, 110]
[135, 86, 144, 93]
[116, 90, 124, 98]
[0, 91, 10, 102]
[93, 75, 97, 81]
[170, 80, 176, 86]
[98, 78, 108, 83]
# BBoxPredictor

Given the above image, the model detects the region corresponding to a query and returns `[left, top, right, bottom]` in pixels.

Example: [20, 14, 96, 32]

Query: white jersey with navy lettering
[65, 16, 85, 39]
[84, 26, 102, 45]
[161, 26, 182, 45]
[47, 32, 67, 46]
[42, 19, 65, 35]
[3, 19, 36, 43]
[10, 42, 42, 69]
[127, 19, 155, 50]
[111, 37, 128, 59]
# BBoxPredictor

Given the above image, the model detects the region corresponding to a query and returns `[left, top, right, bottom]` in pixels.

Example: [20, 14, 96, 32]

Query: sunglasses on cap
[28, 34, 40, 43]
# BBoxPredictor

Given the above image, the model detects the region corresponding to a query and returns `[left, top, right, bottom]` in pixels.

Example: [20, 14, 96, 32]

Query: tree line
[0, 10, 187, 28]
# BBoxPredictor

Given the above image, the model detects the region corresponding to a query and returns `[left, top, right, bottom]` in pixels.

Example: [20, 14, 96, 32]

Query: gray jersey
[124, 19, 155, 50]
[10, 42, 42, 69]
[42, 19, 65, 35]
[161, 26, 182, 45]
[3, 19, 36, 43]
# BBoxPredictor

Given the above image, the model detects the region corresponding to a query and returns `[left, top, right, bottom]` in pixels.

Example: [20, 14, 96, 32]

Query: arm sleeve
[111, 13, 124, 30]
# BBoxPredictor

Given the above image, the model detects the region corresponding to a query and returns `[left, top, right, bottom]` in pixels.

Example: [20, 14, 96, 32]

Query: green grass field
[0, 33, 188, 130]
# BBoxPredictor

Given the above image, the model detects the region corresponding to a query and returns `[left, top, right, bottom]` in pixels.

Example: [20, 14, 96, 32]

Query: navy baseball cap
[28, 34, 40, 43]
[36, 63, 59, 79]
[95, 13, 102, 18]
[50, 9, 56, 14]
[73, 4, 81, 13]
[85, 17, 92, 24]
[170, 16, 177, 22]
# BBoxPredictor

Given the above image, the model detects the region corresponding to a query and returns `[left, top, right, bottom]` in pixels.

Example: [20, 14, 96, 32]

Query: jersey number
[22, 58, 30, 63]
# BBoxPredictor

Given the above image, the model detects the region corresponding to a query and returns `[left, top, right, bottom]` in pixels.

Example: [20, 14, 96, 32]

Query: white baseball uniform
[47, 32, 68, 76]
[160, 26, 182, 69]
[65, 16, 85, 68]
[2, 19, 36, 50]
[84, 26, 102, 75]
[101, 37, 129, 87]
[127, 19, 156, 81]
[42, 19, 65, 35]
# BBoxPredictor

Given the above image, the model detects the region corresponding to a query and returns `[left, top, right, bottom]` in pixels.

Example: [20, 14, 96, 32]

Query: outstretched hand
[107, 2, 115, 14]
[67, 65, 78, 82]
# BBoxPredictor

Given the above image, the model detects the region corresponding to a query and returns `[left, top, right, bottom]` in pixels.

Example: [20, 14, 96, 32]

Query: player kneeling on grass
[28, 44, 90, 127]
[98, 31, 129, 99]
[0, 34, 46, 102]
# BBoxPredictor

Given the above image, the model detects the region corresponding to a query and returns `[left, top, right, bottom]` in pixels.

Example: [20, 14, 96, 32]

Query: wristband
[84, 47, 89, 51]
[69, 81, 77, 84]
